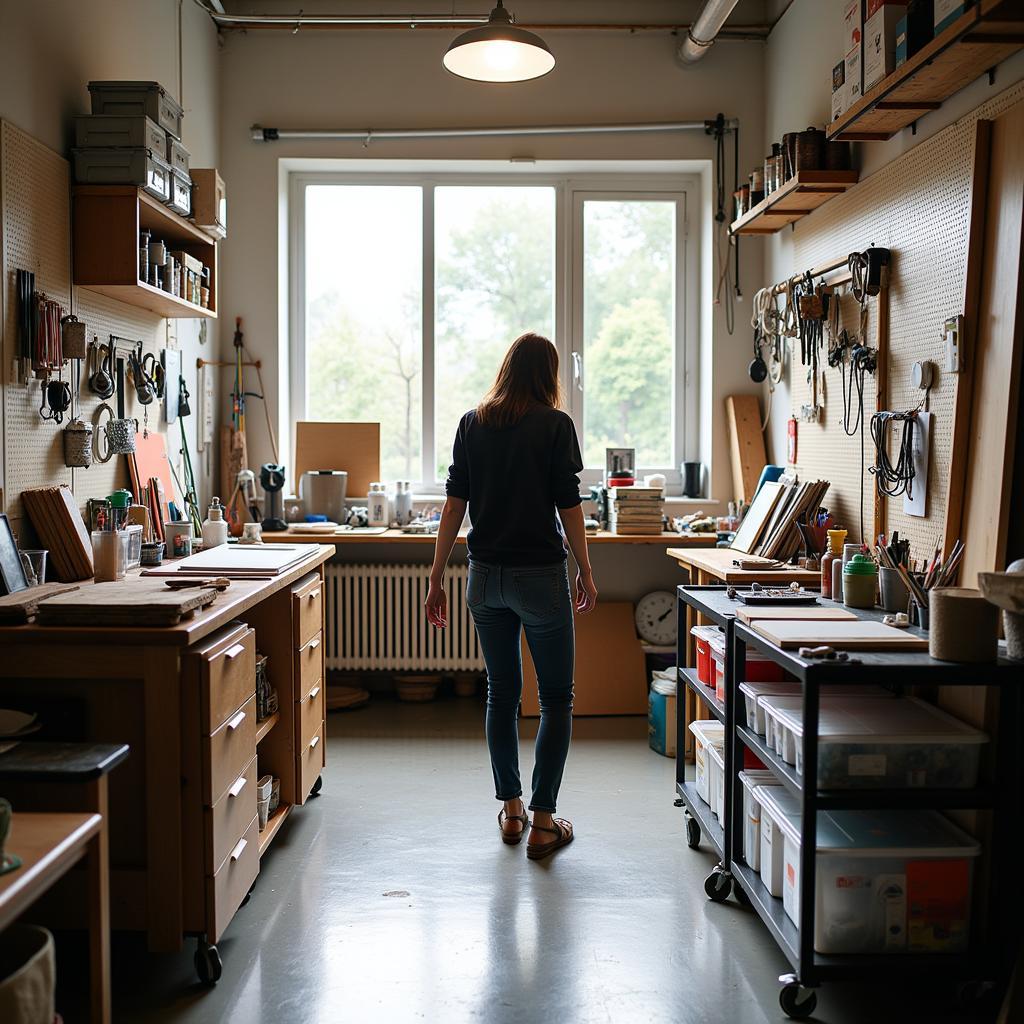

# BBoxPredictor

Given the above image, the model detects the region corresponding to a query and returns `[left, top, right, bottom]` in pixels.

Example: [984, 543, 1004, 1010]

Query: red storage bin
[690, 625, 722, 686]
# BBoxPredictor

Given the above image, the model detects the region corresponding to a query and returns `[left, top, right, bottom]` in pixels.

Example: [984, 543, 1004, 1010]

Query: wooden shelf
[255, 710, 280, 745]
[72, 185, 218, 320]
[729, 171, 860, 236]
[828, 0, 1024, 142]
[258, 802, 291, 857]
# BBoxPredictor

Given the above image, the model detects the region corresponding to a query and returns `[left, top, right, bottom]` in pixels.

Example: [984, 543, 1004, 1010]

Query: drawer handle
[308, 638, 321, 651]
[228, 775, 247, 798]
[230, 838, 247, 862]
[309, 685, 321, 700]
[224, 643, 246, 660]
[226, 709, 246, 731]
[309, 735, 320, 751]
[307, 589, 321, 600]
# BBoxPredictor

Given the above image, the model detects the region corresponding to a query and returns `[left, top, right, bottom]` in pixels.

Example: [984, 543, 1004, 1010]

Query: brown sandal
[527, 818, 574, 860]
[498, 807, 530, 845]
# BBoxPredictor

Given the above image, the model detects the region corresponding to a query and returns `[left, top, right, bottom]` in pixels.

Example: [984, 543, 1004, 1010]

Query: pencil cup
[92, 530, 127, 582]
[929, 588, 999, 662]
[879, 566, 910, 613]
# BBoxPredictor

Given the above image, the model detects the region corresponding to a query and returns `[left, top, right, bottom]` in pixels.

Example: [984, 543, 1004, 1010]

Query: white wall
[217, 0, 770, 505]
[0, 0, 221, 500]
[762, 0, 1024, 462]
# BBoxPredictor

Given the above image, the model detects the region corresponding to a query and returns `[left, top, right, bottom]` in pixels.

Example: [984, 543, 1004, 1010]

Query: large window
[293, 173, 696, 491]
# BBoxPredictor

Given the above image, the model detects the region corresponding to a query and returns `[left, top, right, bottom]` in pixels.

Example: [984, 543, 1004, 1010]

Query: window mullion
[422, 185, 436, 488]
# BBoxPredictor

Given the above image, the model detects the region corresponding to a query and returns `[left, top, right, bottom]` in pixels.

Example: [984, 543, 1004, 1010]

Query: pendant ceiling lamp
[442, 2, 555, 83]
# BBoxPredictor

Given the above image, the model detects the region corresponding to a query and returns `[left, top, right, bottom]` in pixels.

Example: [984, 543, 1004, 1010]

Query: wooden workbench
[0, 545, 334, 981]
[265, 528, 720, 546]
[665, 546, 821, 759]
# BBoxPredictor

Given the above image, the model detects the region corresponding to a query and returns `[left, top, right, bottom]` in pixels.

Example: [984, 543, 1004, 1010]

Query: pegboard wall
[1, 119, 203, 542]
[779, 79, 1024, 556]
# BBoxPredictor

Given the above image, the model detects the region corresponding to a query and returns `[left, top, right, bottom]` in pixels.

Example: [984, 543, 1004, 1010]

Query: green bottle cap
[107, 489, 132, 509]
[844, 553, 878, 575]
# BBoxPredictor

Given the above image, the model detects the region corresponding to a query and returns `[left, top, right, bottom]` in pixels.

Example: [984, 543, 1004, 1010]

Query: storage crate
[74, 114, 165, 153]
[89, 80, 183, 140]
[690, 624, 722, 685]
[166, 136, 190, 176]
[775, 806, 979, 954]
[740, 680, 890, 735]
[761, 695, 987, 788]
[71, 147, 171, 203]
[739, 769, 781, 870]
[758, 785, 800, 898]
[688, 719, 725, 804]
[168, 169, 192, 217]
[708, 742, 725, 820]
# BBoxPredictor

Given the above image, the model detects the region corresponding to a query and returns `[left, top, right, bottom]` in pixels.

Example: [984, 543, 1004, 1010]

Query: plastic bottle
[394, 481, 413, 527]
[820, 528, 848, 600]
[843, 554, 879, 609]
[202, 497, 229, 549]
[367, 483, 389, 528]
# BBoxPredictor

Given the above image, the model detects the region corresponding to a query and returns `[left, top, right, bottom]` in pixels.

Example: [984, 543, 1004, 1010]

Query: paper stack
[608, 486, 664, 535]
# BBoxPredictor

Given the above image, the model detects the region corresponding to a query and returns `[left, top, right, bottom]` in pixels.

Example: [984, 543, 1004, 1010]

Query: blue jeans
[467, 560, 574, 814]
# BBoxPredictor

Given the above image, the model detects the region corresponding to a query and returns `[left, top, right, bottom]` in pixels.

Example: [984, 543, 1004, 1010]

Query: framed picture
[0, 514, 28, 596]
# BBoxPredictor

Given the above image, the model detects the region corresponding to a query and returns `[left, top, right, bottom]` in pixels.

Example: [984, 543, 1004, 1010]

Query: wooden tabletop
[0, 545, 335, 647]
[666, 545, 822, 584]
[0, 812, 101, 930]
[262, 528, 719, 547]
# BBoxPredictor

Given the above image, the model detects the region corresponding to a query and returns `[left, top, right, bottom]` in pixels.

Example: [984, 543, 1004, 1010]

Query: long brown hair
[476, 332, 562, 428]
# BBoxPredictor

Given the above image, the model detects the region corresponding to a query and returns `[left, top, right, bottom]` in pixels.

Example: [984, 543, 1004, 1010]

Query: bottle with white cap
[394, 481, 414, 526]
[368, 483, 389, 528]
[202, 497, 229, 548]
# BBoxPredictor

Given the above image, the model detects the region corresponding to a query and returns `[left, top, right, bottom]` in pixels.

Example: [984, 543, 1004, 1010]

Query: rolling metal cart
[675, 584, 1022, 1019]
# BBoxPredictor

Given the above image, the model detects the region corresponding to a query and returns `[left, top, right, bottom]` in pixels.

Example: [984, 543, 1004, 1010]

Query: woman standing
[425, 333, 597, 860]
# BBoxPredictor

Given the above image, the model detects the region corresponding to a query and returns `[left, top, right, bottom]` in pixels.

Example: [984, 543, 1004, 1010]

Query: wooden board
[730, 480, 783, 554]
[725, 395, 766, 504]
[520, 602, 647, 717]
[736, 606, 857, 624]
[144, 544, 316, 578]
[294, 422, 380, 498]
[36, 580, 218, 626]
[750, 619, 929, 651]
[0, 583, 80, 623]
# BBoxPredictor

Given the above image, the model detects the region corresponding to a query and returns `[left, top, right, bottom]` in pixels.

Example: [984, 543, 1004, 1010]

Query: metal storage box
[74, 114, 165, 154]
[88, 81, 183, 140]
[166, 136, 190, 176]
[167, 168, 192, 217]
[71, 147, 172, 203]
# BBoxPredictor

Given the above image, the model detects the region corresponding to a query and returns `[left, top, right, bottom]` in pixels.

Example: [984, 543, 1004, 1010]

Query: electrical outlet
[943, 315, 964, 373]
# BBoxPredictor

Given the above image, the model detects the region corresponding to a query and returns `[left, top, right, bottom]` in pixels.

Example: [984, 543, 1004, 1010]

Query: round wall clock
[635, 590, 676, 646]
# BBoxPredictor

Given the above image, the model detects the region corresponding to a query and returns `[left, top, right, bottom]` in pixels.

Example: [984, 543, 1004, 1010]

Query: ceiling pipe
[677, 0, 744, 63]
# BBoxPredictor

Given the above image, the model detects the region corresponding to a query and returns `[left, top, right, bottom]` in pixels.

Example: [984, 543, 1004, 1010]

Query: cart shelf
[676, 780, 724, 859]
[678, 666, 724, 724]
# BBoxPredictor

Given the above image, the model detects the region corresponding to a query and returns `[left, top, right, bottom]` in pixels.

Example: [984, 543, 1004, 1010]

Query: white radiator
[323, 563, 485, 672]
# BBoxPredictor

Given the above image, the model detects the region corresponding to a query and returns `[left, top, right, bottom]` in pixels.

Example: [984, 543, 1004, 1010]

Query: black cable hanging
[707, 113, 740, 336]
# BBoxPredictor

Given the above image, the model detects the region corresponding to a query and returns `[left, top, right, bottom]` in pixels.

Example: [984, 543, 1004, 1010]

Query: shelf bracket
[988, 65, 996, 86]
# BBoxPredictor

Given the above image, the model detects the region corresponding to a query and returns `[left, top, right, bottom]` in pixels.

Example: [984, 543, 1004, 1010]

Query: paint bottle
[202, 497, 229, 549]
[394, 481, 413, 527]
[843, 554, 879, 609]
[820, 528, 847, 600]
[368, 483, 389, 528]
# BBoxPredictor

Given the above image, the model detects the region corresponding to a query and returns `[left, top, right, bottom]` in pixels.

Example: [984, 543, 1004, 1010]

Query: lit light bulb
[484, 40, 518, 71]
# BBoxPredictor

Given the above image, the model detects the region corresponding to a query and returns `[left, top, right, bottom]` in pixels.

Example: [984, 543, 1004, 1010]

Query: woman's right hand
[425, 578, 448, 628]
[575, 568, 598, 614]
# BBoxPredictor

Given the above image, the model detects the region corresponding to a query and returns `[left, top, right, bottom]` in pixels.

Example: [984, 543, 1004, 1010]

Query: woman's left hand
[425, 578, 448, 628]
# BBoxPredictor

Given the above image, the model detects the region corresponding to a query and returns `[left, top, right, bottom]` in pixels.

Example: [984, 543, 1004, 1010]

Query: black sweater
[445, 406, 583, 565]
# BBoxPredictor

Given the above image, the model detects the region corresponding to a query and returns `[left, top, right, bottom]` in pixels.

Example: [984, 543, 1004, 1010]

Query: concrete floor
[101, 698, 986, 1024]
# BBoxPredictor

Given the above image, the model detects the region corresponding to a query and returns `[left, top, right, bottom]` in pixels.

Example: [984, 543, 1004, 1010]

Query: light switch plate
[943, 315, 964, 372]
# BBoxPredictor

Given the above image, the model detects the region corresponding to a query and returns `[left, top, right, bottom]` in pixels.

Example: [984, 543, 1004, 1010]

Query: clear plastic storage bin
[688, 720, 725, 805]
[708, 742, 725, 820]
[739, 770, 781, 870]
[739, 681, 889, 736]
[760, 695, 987, 788]
[757, 786, 801, 898]
[773, 806, 979, 954]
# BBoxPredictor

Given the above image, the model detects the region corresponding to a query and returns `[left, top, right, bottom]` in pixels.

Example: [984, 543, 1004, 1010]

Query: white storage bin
[688, 720, 725, 805]
[777, 807, 979, 954]
[765, 695, 987, 788]
[707, 742, 725, 820]
[757, 786, 801, 898]
[739, 680, 801, 734]
[739, 770, 781, 870]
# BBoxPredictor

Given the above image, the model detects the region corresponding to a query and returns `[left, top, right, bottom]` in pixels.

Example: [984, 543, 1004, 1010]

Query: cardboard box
[935, 0, 973, 35]
[648, 689, 677, 758]
[895, 13, 909, 66]
[845, 43, 863, 109]
[864, 3, 907, 91]
[866, 0, 905, 15]
[832, 85, 847, 123]
[833, 59, 846, 93]
[842, 0, 864, 52]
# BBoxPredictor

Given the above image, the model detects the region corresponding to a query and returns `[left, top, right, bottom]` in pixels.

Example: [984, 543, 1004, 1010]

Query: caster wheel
[194, 941, 222, 985]
[778, 980, 816, 1020]
[704, 868, 731, 903]
[732, 878, 751, 908]
[685, 815, 701, 850]
[311, 775, 323, 797]
[240, 882, 255, 908]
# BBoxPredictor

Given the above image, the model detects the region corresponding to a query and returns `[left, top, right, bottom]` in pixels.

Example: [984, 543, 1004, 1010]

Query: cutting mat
[750, 619, 929, 651]
[294, 421, 380, 497]
[36, 580, 218, 626]
[151, 543, 314, 577]
[736, 606, 858, 624]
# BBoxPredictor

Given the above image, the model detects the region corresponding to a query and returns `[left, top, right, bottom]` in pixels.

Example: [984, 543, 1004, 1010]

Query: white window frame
[289, 170, 700, 494]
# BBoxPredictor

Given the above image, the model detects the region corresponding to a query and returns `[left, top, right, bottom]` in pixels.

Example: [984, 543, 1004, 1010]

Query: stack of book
[608, 486, 665, 535]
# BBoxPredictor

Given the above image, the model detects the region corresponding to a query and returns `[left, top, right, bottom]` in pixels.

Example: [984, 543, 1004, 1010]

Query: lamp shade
[442, 2, 554, 83]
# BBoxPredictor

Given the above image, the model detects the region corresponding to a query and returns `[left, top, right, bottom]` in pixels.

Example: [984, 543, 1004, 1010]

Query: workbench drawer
[297, 681, 325, 750]
[298, 724, 325, 805]
[206, 814, 259, 944]
[295, 631, 323, 701]
[293, 575, 323, 649]
[204, 695, 256, 806]
[205, 755, 257, 873]
[198, 625, 256, 734]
